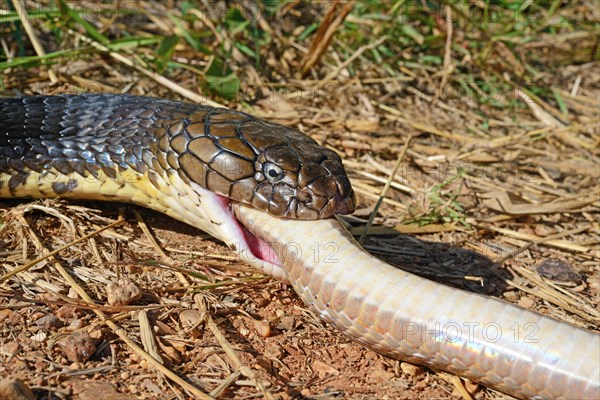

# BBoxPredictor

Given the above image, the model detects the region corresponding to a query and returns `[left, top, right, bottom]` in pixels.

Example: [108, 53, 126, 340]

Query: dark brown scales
[0, 94, 355, 219]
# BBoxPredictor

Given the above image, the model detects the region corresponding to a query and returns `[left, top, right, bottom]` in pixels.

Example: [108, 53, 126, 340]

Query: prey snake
[0, 94, 598, 399]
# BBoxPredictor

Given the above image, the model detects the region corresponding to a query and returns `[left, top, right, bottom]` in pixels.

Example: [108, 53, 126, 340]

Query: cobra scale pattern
[0, 94, 355, 219]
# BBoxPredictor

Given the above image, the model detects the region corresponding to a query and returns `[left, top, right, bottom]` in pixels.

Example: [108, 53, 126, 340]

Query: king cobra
[0, 94, 598, 399]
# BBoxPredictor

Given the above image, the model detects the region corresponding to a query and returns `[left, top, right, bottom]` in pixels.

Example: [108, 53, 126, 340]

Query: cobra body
[1, 94, 598, 399]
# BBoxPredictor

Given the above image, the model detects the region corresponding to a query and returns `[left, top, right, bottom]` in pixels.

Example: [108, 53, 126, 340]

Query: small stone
[69, 362, 84, 370]
[66, 319, 85, 331]
[254, 320, 272, 338]
[256, 356, 273, 371]
[59, 332, 96, 363]
[31, 312, 46, 321]
[276, 315, 296, 331]
[0, 378, 35, 400]
[106, 278, 143, 306]
[503, 291, 518, 301]
[256, 297, 270, 307]
[30, 332, 47, 342]
[536, 259, 582, 283]
[35, 314, 63, 329]
[401, 362, 424, 376]
[239, 324, 250, 337]
[88, 329, 103, 340]
[56, 305, 78, 320]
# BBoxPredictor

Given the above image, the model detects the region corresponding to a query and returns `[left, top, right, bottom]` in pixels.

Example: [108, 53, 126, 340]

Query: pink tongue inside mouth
[240, 225, 282, 266]
[215, 194, 282, 267]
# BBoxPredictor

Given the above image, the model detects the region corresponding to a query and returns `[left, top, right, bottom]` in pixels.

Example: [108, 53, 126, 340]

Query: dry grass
[0, 1, 598, 399]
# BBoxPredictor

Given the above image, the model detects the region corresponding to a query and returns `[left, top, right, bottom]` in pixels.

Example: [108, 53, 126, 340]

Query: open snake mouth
[205, 191, 285, 279]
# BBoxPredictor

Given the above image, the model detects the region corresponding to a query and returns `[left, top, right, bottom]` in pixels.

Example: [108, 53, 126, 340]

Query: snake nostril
[304, 192, 313, 206]
[297, 189, 313, 205]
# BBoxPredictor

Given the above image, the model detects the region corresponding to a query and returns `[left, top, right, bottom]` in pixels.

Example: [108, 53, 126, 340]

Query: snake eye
[263, 163, 285, 183]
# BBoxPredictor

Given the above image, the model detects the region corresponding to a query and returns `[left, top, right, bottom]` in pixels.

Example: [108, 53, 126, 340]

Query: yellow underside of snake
[0, 165, 285, 278]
